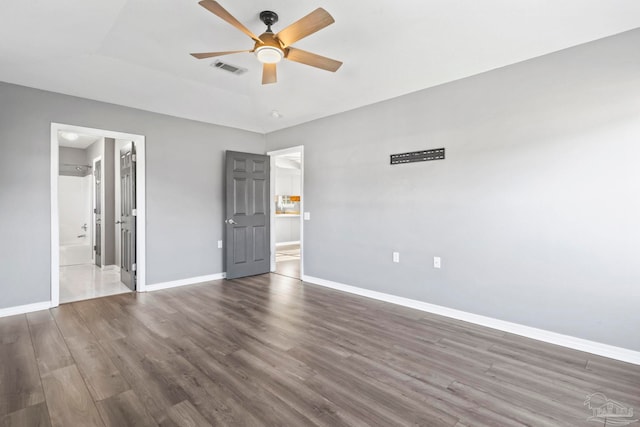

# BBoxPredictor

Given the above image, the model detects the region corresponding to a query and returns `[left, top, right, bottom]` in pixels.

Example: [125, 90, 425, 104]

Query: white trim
[0, 302, 52, 318]
[276, 241, 300, 247]
[51, 123, 147, 308]
[267, 145, 304, 276]
[269, 155, 276, 272]
[146, 273, 226, 292]
[92, 155, 102, 267]
[50, 127, 60, 307]
[135, 138, 147, 292]
[301, 275, 640, 365]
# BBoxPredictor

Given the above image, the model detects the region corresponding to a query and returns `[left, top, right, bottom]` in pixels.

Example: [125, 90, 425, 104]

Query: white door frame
[51, 123, 147, 307]
[267, 145, 304, 276]
[91, 155, 102, 265]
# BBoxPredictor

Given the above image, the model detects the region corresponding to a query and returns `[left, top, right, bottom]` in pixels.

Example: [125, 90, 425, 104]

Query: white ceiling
[1, 1, 639, 134]
[58, 132, 102, 149]
[275, 152, 301, 169]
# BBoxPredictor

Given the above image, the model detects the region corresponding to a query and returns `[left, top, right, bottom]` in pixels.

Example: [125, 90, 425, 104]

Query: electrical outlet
[434, 256, 441, 268]
[217, 240, 223, 249]
[393, 252, 400, 263]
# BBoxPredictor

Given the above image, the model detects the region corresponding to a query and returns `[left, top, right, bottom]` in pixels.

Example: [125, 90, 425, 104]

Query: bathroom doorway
[268, 146, 303, 279]
[51, 124, 146, 306]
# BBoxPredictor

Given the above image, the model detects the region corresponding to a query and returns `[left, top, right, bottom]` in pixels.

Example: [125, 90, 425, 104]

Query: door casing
[92, 156, 102, 267]
[50, 123, 147, 307]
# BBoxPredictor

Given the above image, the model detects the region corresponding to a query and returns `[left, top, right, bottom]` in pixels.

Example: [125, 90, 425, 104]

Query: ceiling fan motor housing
[255, 32, 284, 50]
[259, 10, 279, 31]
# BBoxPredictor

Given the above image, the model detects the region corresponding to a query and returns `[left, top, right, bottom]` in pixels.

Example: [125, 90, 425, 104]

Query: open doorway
[51, 124, 146, 306]
[268, 146, 303, 279]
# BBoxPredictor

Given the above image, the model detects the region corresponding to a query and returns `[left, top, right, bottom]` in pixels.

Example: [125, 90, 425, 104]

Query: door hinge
[132, 209, 137, 216]
[132, 154, 137, 162]
[93, 245, 97, 251]
[132, 263, 137, 272]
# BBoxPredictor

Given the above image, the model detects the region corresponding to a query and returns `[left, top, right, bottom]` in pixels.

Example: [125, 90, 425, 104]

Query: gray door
[225, 151, 270, 279]
[119, 143, 136, 290]
[94, 160, 102, 267]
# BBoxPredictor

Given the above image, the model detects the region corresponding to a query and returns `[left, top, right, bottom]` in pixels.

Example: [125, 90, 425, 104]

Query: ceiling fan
[191, 0, 342, 84]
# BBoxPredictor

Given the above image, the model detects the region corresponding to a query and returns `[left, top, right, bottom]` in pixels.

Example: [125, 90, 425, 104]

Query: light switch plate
[304, 212, 311, 220]
[393, 252, 400, 263]
[217, 240, 223, 249]
[434, 256, 441, 268]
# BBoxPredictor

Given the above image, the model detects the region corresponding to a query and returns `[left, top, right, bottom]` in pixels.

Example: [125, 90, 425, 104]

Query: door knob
[225, 218, 237, 225]
[115, 220, 123, 224]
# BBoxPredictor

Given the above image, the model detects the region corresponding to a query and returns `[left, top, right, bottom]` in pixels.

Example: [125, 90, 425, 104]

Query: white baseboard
[0, 301, 52, 318]
[301, 275, 640, 366]
[146, 273, 226, 292]
[102, 264, 119, 271]
[276, 241, 300, 247]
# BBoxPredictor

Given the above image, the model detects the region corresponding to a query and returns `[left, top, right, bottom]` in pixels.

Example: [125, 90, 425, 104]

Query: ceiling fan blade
[198, 0, 263, 44]
[286, 48, 342, 72]
[262, 63, 277, 85]
[276, 8, 335, 47]
[190, 50, 251, 59]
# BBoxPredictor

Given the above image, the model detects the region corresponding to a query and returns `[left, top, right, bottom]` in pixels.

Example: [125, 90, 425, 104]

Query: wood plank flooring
[275, 244, 301, 279]
[1, 273, 639, 426]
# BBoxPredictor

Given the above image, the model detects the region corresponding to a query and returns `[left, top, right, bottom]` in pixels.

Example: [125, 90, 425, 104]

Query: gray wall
[0, 82, 264, 308]
[266, 29, 640, 350]
[59, 147, 89, 177]
[85, 138, 104, 171]
[1, 29, 638, 352]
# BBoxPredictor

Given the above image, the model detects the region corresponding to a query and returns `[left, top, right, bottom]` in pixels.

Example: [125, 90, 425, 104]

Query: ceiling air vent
[211, 60, 247, 76]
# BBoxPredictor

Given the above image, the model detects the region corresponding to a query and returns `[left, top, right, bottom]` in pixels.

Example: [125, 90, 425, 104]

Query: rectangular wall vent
[211, 60, 247, 76]
[390, 148, 445, 165]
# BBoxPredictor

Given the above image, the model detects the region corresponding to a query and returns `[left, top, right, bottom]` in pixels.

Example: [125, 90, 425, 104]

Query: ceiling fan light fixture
[192, 2, 341, 84]
[255, 45, 283, 64]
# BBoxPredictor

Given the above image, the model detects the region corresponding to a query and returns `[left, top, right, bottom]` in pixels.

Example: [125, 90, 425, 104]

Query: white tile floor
[59, 264, 131, 304]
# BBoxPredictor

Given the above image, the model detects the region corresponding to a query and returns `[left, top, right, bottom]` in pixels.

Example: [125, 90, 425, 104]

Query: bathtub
[60, 242, 92, 266]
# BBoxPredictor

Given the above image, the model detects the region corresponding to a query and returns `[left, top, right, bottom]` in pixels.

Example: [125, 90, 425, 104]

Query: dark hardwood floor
[1, 273, 639, 426]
